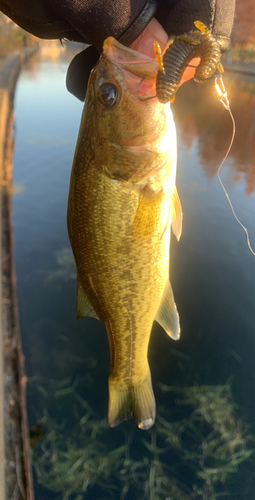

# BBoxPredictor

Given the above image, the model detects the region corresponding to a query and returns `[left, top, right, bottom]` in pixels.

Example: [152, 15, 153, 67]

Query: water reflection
[172, 75, 255, 195]
[45, 247, 76, 283]
[12, 49, 255, 499]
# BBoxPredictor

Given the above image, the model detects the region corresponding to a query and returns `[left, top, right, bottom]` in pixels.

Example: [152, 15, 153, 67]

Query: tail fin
[108, 371, 156, 430]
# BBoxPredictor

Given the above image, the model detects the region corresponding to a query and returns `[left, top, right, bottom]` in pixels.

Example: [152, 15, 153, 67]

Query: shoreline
[0, 44, 38, 500]
[223, 59, 255, 77]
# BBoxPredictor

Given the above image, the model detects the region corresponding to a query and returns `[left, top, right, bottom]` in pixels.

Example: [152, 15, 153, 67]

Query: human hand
[66, 17, 200, 102]
[129, 18, 200, 87]
[66, 0, 236, 101]
[1, 0, 235, 101]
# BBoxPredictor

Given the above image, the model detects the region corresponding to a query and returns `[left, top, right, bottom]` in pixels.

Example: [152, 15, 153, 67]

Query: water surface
[13, 46, 255, 499]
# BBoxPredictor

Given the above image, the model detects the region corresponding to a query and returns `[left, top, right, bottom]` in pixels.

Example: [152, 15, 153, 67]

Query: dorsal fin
[76, 278, 99, 320]
[171, 186, 183, 241]
[155, 280, 180, 340]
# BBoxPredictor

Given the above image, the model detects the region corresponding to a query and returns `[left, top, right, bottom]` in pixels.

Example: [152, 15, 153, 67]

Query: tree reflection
[173, 75, 255, 196]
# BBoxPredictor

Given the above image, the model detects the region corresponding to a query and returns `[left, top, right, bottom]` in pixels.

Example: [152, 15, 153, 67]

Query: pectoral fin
[155, 280, 180, 340]
[133, 185, 164, 238]
[171, 186, 182, 241]
[76, 278, 99, 320]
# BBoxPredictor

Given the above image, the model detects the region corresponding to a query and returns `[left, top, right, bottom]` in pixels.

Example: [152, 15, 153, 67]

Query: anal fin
[76, 277, 99, 320]
[155, 280, 180, 340]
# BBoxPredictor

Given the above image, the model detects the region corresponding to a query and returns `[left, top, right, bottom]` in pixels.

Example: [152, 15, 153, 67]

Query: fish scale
[67, 37, 182, 429]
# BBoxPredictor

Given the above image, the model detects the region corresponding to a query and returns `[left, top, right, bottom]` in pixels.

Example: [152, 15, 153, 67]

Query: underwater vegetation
[29, 377, 254, 500]
[36, 248, 255, 499]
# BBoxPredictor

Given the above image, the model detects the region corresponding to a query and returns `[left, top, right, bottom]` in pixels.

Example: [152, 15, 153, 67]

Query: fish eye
[99, 83, 119, 107]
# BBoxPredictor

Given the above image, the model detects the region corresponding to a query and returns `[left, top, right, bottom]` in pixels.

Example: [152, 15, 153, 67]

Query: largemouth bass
[67, 37, 182, 430]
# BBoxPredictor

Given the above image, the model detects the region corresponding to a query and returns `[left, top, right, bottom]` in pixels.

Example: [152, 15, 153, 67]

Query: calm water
[13, 47, 255, 499]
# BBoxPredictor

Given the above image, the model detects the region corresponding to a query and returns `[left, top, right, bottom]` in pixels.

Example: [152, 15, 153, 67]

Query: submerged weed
[30, 378, 254, 499]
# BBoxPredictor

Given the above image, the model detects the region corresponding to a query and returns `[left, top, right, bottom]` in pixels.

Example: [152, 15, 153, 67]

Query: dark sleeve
[1, 0, 236, 102]
[0, 0, 156, 50]
[0, 0, 235, 50]
[156, 0, 236, 50]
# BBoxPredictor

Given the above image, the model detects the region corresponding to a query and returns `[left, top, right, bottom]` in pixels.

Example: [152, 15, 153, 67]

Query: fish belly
[68, 154, 173, 428]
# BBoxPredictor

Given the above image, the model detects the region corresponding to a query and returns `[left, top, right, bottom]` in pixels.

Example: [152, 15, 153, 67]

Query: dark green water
[13, 47, 255, 499]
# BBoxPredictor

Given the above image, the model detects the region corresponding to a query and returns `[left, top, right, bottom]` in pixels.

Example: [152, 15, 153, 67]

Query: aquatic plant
[30, 377, 254, 499]
[157, 383, 254, 498]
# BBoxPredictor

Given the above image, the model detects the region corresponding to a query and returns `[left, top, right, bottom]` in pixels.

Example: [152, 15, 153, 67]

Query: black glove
[1, 0, 235, 100]
[1, 0, 157, 100]
[66, 0, 235, 101]
[0, 0, 156, 48]
[65, 0, 157, 100]
[156, 0, 235, 51]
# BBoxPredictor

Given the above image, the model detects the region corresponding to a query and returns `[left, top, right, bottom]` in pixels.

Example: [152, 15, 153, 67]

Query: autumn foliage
[232, 0, 255, 47]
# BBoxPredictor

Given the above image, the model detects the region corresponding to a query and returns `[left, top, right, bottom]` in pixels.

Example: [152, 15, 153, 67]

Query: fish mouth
[103, 37, 158, 81]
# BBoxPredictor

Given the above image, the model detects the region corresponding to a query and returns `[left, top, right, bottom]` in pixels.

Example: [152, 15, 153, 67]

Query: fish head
[86, 37, 171, 154]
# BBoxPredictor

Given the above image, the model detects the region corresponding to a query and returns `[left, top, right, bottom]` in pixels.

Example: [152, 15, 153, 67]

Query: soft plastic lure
[155, 20, 223, 104]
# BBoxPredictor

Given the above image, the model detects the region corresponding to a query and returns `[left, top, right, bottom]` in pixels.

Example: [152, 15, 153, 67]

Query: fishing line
[136, 79, 157, 101]
[137, 70, 254, 255]
[137, 93, 157, 101]
[214, 75, 255, 256]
